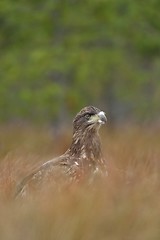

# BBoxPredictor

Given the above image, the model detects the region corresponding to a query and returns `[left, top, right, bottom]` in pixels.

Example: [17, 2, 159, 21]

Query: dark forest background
[1, 0, 160, 126]
[1, 2, 160, 239]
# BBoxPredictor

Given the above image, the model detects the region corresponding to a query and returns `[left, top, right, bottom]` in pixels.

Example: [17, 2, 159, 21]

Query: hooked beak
[97, 111, 107, 124]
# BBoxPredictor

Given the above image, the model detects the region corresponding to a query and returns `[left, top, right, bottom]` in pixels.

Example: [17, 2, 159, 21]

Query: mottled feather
[15, 106, 107, 198]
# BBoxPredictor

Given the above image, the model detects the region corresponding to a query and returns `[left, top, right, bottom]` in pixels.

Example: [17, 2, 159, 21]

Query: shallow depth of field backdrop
[0, 1, 160, 240]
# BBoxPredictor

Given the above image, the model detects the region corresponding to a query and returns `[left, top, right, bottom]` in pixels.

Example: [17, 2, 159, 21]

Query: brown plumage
[15, 106, 107, 198]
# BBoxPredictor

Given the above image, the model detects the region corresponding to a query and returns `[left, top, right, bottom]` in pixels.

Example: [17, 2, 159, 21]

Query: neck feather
[68, 127, 102, 162]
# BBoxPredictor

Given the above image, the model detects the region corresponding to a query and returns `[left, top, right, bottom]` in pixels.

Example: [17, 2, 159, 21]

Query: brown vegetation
[0, 125, 160, 240]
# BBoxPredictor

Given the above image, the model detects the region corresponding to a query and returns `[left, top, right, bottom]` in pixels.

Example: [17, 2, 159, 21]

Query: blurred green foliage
[0, 0, 160, 124]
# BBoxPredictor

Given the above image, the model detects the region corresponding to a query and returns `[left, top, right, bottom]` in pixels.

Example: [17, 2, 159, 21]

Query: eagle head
[73, 106, 107, 132]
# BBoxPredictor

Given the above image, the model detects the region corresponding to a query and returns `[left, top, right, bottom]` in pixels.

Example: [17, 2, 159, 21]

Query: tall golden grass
[0, 124, 160, 240]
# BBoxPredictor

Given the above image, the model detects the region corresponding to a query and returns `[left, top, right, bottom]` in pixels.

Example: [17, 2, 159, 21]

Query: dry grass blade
[0, 125, 160, 240]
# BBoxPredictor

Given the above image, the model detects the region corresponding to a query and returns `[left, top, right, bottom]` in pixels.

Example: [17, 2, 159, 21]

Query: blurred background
[1, 0, 160, 128]
[1, 3, 160, 239]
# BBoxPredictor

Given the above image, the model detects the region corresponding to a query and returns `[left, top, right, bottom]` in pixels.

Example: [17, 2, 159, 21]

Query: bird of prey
[15, 106, 107, 198]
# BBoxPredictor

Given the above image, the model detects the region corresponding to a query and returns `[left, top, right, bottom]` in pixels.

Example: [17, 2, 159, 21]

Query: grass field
[0, 124, 160, 240]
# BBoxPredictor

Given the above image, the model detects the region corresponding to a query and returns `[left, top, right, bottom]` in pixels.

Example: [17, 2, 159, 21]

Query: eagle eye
[85, 113, 90, 120]
[85, 113, 93, 120]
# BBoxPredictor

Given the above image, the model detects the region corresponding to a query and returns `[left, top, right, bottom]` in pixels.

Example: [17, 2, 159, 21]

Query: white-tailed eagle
[15, 106, 107, 197]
